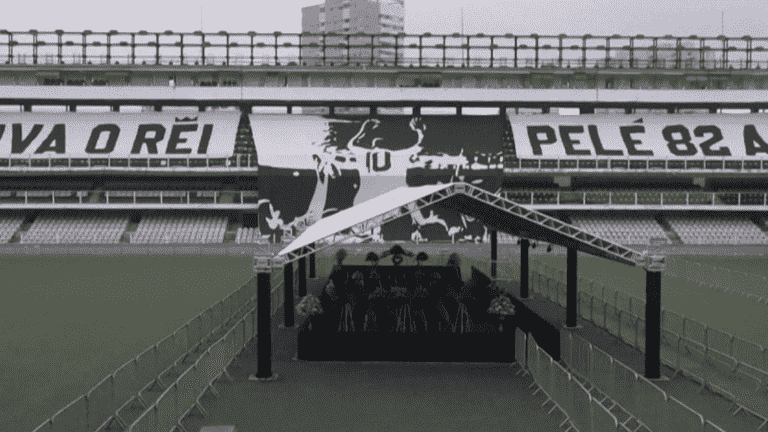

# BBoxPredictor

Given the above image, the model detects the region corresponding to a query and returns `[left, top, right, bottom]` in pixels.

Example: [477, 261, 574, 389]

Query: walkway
[181, 280, 571, 432]
[500, 280, 768, 431]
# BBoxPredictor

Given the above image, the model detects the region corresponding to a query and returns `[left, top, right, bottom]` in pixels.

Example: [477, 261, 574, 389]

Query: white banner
[0, 112, 239, 158]
[510, 115, 768, 160]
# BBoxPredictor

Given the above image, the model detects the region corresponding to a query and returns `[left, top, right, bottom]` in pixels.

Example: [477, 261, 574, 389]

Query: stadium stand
[21, 212, 128, 244]
[130, 214, 228, 244]
[667, 214, 768, 245]
[570, 214, 669, 245]
[235, 227, 271, 244]
[234, 114, 257, 156]
[0, 214, 24, 243]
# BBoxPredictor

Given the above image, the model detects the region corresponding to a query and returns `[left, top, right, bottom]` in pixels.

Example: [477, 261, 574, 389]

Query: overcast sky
[4, 0, 768, 37]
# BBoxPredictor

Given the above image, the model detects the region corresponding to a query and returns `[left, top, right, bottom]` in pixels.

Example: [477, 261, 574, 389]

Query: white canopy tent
[276, 183, 453, 256]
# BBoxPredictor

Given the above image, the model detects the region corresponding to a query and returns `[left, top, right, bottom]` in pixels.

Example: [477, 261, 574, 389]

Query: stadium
[3, 26, 768, 432]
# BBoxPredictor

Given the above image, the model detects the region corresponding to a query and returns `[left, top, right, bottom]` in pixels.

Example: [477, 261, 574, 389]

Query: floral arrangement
[296, 294, 323, 317]
[488, 296, 516, 316]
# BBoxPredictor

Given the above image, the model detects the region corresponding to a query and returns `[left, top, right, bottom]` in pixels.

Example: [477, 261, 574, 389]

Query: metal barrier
[509, 260, 768, 431]
[123, 264, 285, 431]
[32, 274, 259, 432]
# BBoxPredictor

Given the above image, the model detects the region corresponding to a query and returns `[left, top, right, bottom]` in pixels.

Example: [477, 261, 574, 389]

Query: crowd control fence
[503, 259, 768, 430]
[518, 328, 731, 431]
[31, 263, 293, 432]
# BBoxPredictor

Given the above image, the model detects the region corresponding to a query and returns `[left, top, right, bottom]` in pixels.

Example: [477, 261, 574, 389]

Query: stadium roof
[276, 182, 643, 266]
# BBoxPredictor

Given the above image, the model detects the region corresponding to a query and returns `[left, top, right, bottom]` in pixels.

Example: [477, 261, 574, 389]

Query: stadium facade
[7, 30, 768, 432]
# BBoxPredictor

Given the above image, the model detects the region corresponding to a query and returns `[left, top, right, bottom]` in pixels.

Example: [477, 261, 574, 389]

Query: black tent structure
[249, 182, 665, 380]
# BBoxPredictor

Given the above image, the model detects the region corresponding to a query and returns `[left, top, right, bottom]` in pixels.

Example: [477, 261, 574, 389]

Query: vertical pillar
[298, 256, 307, 297]
[199, 105, 206, 112]
[566, 247, 578, 328]
[645, 269, 662, 379]
[154, 105, 162, 112]
[309, 242, 316, 278]
[456, 106, 463, 115]
[520, 238, 529, 298]
[541, 107, 550, 114]
[413, 106, 421, 116]
[624, 107, 633, 114]
[581, 107, 595, 114]
[490, 229, 497, 278]
[709, 107, 718, 114]
[283, 262, 294, 328]
[249, 269, 275, 380]
[751, 107, 760, 113]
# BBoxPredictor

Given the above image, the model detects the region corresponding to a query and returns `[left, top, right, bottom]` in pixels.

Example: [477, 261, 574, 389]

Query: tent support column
[491, 229, 497, 279]
[283, 261, 294, 328]
[565, 247, 578, 328]
[249, 255, 279, 382]
[520, 238, 529, 298]
[309, 242, 316, 278]
[298, 256, 307, 297]
[645, 269, 663, 379]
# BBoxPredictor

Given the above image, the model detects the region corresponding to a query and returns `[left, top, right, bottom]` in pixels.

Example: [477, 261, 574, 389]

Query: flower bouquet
[488, 296, 516, 315]
[488, 296, 516, 332]
[296, 294, 323, 318]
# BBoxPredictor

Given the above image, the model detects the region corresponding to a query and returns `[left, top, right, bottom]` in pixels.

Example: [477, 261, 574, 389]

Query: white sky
[3, 0, 768, 37]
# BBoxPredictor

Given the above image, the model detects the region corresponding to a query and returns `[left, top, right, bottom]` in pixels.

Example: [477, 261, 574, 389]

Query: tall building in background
[301, 0, 405, 67]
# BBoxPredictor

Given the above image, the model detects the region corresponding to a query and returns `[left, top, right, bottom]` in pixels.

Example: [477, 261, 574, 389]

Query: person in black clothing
[348, 271, 369, 331]
[427, 272, 452, 332]
[318, 279, 340, 330]
[364, 251, 391, 331]
[365, 251, 383, 293]
[408, 254, 430, 332]
[446, 252, 462, 284]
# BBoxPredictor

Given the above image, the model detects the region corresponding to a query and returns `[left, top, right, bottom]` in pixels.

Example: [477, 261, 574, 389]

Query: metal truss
[459, 183, 643, 265]
[274, 182, 643, 268]
[278, 185, 459, 266]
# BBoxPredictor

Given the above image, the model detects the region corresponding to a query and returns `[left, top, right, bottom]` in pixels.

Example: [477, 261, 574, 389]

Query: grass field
[530, 252, 768, 349]
[6, 244, 768, 431]
[1, 254, 253, 432]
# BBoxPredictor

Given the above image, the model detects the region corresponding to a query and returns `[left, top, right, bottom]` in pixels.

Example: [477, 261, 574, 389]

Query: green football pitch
[4, 248, 767, 432]
[1, 254, 253, 432]
[531, 252, 768, 350]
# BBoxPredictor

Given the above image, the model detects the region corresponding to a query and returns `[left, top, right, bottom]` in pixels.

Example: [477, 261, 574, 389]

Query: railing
[33, 261, 292, 432]
[128, 232, 226, 244]
[507, 158, 768, 173]
[499, 259, 768, 425]
[520, 330, 732, 431]
[1, 31, 767, 71]
[502, 189, 768, 208]
[0, 154, 256, 171]
[20, 232, 122, 244]
[30, 274, 264, 431]
[0, 190, 258, 206]
[121, 265, 291, 431]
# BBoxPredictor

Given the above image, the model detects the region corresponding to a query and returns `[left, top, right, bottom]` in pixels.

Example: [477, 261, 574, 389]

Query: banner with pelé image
[250, 114, 505, 243]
